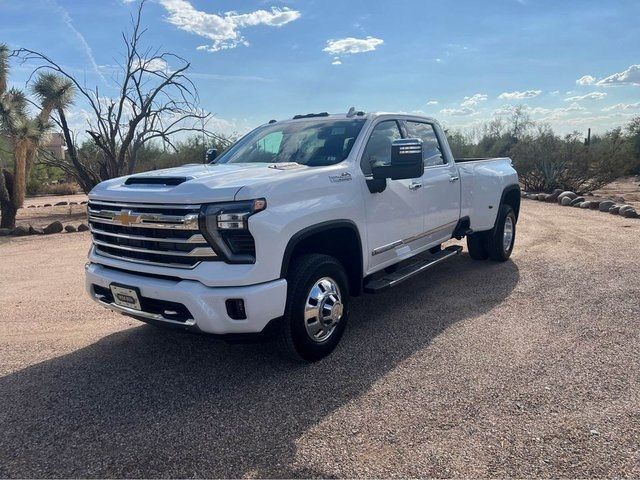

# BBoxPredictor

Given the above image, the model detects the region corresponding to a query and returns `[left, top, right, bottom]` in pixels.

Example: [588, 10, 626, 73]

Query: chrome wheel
[503, 215, 514, 251]
[304, 277, 343, 343]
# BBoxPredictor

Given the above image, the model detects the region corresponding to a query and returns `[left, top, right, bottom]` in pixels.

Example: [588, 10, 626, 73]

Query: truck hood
[88, 162, 307, 204]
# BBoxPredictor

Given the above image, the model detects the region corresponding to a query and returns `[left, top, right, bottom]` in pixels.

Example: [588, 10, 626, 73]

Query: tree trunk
[12, 141, 27, 209]
[0, 169, 17, 229]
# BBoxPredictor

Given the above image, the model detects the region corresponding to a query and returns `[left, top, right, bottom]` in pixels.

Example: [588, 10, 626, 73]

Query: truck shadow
[0, 254, 519, 478]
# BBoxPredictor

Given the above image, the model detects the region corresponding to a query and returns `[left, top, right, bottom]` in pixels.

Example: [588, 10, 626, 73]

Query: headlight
[199, 199, 266, 264]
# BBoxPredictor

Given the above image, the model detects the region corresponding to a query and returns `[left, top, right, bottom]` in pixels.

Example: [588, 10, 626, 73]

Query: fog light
[225, 299, 247, 320]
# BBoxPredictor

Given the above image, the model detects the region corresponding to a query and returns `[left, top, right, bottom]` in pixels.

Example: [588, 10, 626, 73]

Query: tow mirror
[372, 138, 424, 180]
[206, 148, 218, 163]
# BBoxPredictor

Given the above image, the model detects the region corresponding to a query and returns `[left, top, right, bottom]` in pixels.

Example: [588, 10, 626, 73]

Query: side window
[360, 120, 402, 175]
[404, 121, 445, 167]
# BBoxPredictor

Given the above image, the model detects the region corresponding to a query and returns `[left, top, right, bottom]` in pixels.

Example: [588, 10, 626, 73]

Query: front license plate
[110, 284, 142, 310]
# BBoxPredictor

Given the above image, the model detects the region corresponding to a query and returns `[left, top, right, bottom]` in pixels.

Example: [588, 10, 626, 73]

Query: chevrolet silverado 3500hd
[85, 110, 520, 361]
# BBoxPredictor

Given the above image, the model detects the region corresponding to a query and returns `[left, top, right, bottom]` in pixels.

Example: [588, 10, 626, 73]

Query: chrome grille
[88, 200, 216, 268]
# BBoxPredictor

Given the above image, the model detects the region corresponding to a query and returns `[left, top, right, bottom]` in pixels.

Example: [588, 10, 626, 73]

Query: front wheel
[279, 254, 350, 362]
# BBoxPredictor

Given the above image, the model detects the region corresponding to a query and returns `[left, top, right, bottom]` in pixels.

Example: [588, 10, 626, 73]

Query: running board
[364, 245, 463, 293]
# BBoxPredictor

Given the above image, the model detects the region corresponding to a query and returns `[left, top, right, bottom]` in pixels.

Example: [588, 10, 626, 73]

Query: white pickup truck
[85, 110, 520, 361]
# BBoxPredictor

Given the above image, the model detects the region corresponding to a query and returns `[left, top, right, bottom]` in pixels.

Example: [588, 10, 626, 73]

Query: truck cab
[85, 110, 520, 361]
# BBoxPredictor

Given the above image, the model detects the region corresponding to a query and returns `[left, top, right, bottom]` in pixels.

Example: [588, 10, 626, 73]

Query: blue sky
[2, 0, 639, 136]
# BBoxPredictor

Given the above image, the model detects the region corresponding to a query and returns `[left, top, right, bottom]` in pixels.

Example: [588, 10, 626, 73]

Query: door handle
[449, 175, 460, 183]
[409, 182, 422, 191]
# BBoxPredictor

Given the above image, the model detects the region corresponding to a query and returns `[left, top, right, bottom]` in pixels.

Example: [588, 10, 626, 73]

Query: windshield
[215, 119, 366, 166]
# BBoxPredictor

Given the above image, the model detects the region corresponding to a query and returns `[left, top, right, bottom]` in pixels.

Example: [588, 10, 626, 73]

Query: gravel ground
[0, 200, 638, 478]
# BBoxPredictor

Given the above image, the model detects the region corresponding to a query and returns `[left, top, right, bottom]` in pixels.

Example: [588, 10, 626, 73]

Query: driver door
[360, 120, 424, 272]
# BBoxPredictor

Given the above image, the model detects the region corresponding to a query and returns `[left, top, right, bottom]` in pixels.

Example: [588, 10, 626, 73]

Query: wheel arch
[500, 184, 521, 221]
[281, 220, 364, 296]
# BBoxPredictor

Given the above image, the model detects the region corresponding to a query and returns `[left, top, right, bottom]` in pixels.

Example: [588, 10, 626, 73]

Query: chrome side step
[363, 245, 463, 293]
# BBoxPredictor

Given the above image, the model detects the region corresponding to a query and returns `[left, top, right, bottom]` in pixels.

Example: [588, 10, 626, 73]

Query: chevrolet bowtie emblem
[113, 210, 141, 226]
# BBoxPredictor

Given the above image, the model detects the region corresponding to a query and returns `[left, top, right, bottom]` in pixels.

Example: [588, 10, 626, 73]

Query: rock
[580, 202, 591, 209]
[77, 223, 89, 232]
[64, 225, 77, 233]
[43, 203, 51, 207]
[621, 208, 638, 219]
[598, 200, 615, 212]
[29, 225, 45, 235]
[573, 202, 583, 208]
[589, 201, 601, 210]
[27, 205, 35, 208]
[69, 201, 77, 205]
[619, 205, 634, 215]
[609, 205, 622, 214]
[54, 201, 68, 206]
[561, 196, 573, 206]
[557, 191, 577, 203]
[569, 196, 585, 206]
[43, 221, 63, 234]
[11, 225, 30, 236]
[612, 196, 626, 203]
[80, 200, 88, 205]
[539, 194, 551, 201]
[0, 228, 12, 236]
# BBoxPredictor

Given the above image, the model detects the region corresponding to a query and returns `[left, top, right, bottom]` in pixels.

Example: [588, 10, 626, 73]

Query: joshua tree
[0, 44, 72, 229]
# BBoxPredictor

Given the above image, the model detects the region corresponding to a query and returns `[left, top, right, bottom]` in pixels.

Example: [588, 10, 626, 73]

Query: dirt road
[0, 200, 638, 478]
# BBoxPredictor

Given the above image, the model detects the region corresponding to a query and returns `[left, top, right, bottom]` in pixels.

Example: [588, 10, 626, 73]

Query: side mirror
[371, 138, 423, 180]
[206, 148, 218, 163]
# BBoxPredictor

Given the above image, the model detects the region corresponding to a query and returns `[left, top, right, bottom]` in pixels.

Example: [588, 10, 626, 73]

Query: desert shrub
[40, 182, 79, 195]
[449, 113, 639, 193]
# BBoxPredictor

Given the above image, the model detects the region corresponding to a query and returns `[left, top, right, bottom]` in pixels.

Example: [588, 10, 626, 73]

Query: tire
[279, 254, 350, 362]
[467, 232, 489, 260]
[485, 204, 516, 261]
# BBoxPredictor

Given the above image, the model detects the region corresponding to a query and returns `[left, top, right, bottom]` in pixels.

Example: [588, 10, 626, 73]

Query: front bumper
[85, 263, 287, 335]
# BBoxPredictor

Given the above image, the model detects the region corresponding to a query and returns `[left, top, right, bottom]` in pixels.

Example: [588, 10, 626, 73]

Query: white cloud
[576, 75, 596, 86]
[550, 90, 560, 95]
[323, 36, 384, 55]
[492, 105, 515, 116]
[158, 0, 300, 52]
[460, 93, 488, 107]
[331, 58, 342, 66]
[564, 92, 607, 102]
[596, 64, 640, 86]
[602, 102, 640, 112]
[498, 90, 542, 100]
[133, 58, 169, 73]
[426, 100, 439, 105]
[440, 107, 477, 116]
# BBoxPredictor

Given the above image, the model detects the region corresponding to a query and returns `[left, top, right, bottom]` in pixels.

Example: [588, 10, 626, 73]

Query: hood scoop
[124, 176, 188, 187]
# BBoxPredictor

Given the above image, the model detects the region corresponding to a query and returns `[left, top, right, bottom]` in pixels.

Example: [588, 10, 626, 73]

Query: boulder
[569, 196, 585, 206]
[64, 225, 77, 233]
[589, 201, 601, 210]
[43, 221, 63, 234]
[54, 201, 68, 206]
[11, 225, 30, 236]
[557, 191, 577, 203]
[69, 201, 77, 205]
[598, 200, 615, 212]
[29, 225, 45, 235]
[539, 194, 551, 201]
[0, 228, 11, 236]
[573, 202, 583, 208]
[619, 205, 634, 215]
[27, 205, 35, 208]
[561, 196, 573, 206]
[609, 205, 622, 214]
[77, 223, 89, 232]
[580, 202, 592, 209]
[80, 200, 88, 205]
[621, 208, 638, 218]
[43, 203, 51, 207]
